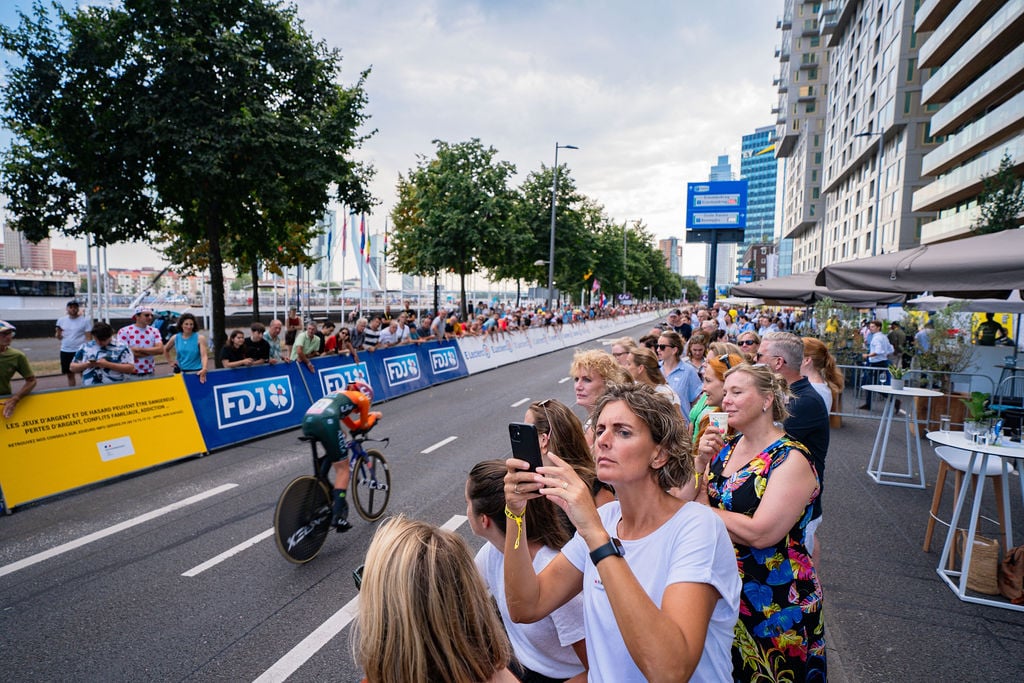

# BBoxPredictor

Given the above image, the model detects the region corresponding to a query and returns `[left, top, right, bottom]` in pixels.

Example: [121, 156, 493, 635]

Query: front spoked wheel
[351, 449, 391, 522]
[274, 475, 332, 564]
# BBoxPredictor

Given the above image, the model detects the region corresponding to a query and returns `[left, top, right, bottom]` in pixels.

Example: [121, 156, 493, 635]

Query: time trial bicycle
[273, 414, 391, 564]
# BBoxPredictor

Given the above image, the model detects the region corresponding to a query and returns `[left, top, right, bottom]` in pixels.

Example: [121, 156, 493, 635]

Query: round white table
[862, 384, 943, 488]
[926, 430, 1024, 611]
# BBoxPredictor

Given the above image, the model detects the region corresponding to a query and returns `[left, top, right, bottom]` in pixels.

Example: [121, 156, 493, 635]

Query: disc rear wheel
[351, 449, 391, 522]
[274, 475, 332, 564]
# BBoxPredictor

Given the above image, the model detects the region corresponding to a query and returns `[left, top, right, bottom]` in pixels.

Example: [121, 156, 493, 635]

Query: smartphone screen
[509, 422, 544, 472]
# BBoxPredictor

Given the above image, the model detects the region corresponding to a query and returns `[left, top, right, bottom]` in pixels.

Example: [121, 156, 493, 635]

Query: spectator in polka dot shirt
[116, 306, 165, 378]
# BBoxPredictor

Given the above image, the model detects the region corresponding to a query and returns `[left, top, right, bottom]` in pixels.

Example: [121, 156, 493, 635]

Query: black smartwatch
[589, 538, 625, 566]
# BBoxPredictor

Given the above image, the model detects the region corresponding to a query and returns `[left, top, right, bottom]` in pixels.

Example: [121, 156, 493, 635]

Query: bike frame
[307, 433, 390, 487]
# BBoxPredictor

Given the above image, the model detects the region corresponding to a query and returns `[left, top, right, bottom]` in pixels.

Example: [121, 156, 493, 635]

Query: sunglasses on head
[717, 353, 734, 370]
[738, 339, 757, 346]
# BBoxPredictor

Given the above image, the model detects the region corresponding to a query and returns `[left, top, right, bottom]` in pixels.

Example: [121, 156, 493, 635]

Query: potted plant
[912, 303, 976, 435]
[961, 391, 996, 435]
[888, 365, 907, 391]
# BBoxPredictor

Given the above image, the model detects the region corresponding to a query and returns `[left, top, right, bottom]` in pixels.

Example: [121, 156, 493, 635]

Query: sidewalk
[820, 391, 1023, 681]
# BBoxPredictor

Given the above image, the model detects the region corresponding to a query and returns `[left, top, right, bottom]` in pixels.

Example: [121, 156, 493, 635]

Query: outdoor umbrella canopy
[815, 229, 1024, 297]
[730, 272, 906, 306]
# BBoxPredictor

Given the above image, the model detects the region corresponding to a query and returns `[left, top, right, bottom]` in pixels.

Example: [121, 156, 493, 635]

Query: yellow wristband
[694, 471, 702, 490]
[504, 505, 525, 550]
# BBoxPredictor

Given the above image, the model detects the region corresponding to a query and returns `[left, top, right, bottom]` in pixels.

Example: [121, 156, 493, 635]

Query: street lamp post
[854, 130, 884, 256]
[548, 142, 578, 310]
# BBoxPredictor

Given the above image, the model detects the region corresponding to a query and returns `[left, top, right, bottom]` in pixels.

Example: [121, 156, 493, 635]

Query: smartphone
[509, 422, 544, 472]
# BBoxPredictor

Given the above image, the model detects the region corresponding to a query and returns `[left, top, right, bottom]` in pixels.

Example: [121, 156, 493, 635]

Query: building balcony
[929, 42, 1024, 137]
[919, 205, 982, 245]
[912, 133, 1024, 212]
[922, 89, 1024, 177]
[918, 0, 1001, 69]
[777, 15, 792, 30]
[915, 0, 963, 34]
[921, 1, 1024, 106]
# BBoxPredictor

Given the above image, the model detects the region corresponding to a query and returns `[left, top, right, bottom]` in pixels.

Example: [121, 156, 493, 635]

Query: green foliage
[972, 152, 1023, 235]
[913, 302, 975, 386]
[0, 0, 375, 351]
[960, 391, 996, 422]
[680, 278, 702, 302]
[812, 297, 863, 366]
[389, 138, 519, 318]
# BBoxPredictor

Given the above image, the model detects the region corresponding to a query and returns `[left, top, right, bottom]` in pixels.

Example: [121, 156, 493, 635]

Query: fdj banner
[0, 377, 206, 510]
[185, 362, 314, 451]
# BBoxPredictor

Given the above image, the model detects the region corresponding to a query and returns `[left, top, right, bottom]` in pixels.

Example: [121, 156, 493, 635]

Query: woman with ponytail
[801, 336, 844, 412]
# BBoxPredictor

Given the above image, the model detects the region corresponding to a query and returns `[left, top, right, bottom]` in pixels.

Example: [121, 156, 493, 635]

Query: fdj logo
[214, 376, 293, 429]
[384, 354, 421, 386]
[429, 347, 460, 375]
[320, 363, 370, 395]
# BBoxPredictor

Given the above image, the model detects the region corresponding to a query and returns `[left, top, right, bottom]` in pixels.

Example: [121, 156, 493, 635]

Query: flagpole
[340, 207, 347, 326]
[325, 215, 333, 321]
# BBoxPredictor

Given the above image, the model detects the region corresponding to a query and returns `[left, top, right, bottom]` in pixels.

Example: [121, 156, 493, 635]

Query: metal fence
[829, 363, 997, 432]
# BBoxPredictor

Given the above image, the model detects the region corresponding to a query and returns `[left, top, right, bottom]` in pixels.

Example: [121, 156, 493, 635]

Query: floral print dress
[707, 434, 826, 682]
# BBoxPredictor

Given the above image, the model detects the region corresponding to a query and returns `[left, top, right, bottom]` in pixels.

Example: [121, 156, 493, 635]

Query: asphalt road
[3, 326, 1023, 681]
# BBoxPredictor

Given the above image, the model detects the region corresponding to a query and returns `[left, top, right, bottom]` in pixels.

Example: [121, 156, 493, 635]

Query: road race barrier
[184, 361, 315, 452]
[0, 377, 206, 510]
[1, 311, 662, 511]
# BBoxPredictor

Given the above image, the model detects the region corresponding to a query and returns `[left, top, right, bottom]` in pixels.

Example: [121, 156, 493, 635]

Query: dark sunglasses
[353, 564, 364, 591]
[656, 344, 675, 351]
[738, 339, 757, 346]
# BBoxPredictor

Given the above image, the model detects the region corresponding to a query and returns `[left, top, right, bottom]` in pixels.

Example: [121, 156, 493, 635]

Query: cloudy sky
[2, 0, 781, 277]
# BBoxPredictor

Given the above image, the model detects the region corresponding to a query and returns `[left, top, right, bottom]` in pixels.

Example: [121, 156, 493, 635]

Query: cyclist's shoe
[332, 495, 351, 533]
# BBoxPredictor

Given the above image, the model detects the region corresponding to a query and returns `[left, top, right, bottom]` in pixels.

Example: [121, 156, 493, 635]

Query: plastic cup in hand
[708, 412, 728, 434]
[939, 415, 951, 432]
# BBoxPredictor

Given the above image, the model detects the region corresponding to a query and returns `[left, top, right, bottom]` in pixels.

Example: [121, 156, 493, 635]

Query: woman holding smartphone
[504, 383, 740, 682]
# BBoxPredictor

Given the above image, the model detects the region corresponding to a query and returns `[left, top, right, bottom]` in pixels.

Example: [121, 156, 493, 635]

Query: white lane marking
[182, 528, 275, 577]
[0, 483, 239, 579]
[252, 514, 469, 683]
[510, 397, 531, 407]
[441, 515, 467, 531]
[421, 435, 457, 454]
[558, 376, 572, 384]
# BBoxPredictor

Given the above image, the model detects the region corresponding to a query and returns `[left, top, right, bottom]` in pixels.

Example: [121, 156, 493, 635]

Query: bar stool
[922, 446, 1009, 558]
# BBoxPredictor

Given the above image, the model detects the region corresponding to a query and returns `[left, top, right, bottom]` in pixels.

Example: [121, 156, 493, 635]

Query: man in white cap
[117, 306, 165, 378]
[56, 300, 91, 386]
[0, 320, 37, 419]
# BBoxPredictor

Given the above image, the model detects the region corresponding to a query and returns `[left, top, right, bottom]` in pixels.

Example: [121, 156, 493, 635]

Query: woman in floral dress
[695, 363, 826, 681]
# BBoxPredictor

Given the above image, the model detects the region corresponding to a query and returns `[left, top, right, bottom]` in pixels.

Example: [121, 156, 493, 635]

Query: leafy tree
[390, 139, 518, 319]
[680, 278, 702, 303]
[0, 0, 374, 353]
[514, 165, 588, 306]
[972, 152, 1023, 235]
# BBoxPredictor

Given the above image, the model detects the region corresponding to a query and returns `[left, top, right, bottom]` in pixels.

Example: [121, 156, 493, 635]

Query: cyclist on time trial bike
[301, 381, 380, 532]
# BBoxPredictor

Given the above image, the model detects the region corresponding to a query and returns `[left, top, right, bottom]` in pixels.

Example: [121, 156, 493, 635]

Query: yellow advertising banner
[0, 376, 207, 509]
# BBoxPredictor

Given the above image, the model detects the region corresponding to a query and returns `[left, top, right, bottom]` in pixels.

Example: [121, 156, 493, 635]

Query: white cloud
[6, 0, 783, 278]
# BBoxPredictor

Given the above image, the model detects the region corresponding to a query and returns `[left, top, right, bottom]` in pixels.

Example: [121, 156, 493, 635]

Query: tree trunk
[206, 213, 227, 368]
[250, 261, 261, 323]
[516, 279, 521, 308]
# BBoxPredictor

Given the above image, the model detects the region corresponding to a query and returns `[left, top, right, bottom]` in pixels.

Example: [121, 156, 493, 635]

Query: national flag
[359, 214, 366, 259]
[592, 279, 600, 292]
[600, 293, 607, 307]
[366, 229, 372, 264]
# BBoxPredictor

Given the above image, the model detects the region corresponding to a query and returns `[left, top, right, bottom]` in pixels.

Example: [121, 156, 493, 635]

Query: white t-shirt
[476, 543, 586, 679]
[810, 381, 832, 409]
[56, 314, 91, 353]
[561, 501, 740, 683]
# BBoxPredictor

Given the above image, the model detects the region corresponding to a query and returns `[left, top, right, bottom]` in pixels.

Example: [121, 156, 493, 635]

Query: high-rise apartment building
[818, 0, 935, 269]
[912, 1, 1024, 243]
[659, 236, 683, 275]
[2, 222, 52, 270]
[738, 125, 780, 280]
[774, 0, 829, 272]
